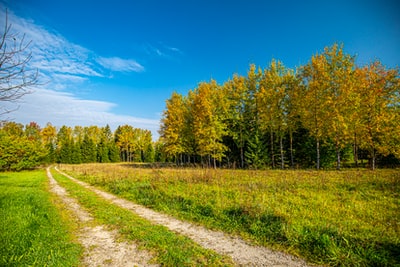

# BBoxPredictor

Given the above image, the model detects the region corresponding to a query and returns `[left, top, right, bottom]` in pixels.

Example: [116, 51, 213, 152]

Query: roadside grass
[50, 169, 234, 266]
[61, 163, 400, 266]
[0, 170, 82, 266]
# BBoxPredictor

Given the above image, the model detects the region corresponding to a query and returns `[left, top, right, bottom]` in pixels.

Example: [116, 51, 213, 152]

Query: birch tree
[159, 92, 187, 163]
[318, 44, 355, 169]
[297, 53, 330, 169]
[257, 60, 294, 169]
[223, 74, 247, 168]
[192, 80, 228, 168]
[355, 61, 400, 169]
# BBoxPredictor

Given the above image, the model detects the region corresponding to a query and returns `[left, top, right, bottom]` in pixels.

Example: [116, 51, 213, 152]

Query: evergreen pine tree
[244, 131, 268, 169]
[108, 143, 121, 162]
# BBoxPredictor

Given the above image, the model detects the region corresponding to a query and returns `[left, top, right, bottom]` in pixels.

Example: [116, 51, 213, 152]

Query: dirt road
[53, 167, 311, 267]
[47, 168, 158, 267]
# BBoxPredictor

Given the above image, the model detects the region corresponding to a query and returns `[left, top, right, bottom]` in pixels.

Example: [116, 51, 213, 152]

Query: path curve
[55, 167, 311, 267]
[47, 168, 158, 267]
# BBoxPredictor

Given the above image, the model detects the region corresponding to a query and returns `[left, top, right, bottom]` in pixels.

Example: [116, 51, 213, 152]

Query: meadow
[50, 169, 234, 266]
[0, 170, 82, 266]
[60, 163, 400, 266]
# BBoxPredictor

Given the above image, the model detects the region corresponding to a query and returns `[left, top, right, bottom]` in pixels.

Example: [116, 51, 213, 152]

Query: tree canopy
[160, 43, 400, 169]
[0, 122, 154, 171]
[1, 43, 399, 171]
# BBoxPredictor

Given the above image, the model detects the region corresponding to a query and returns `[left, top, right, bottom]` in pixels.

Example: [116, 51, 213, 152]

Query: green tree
[98, 125, 120, 163]
[105, 125, 120, 163]
[1, 121, 23, 136]
[71, 141, 82, 164]
[108, 143, 121, 162]
[138, 129, 154, 162]
[257, 60, 294, 169]
[40, 123, 57, 163]
[81, 133, 96, 163]
[223, 74, 248, 168]
[86, 126, 102, 145]
[285, 71, 301, 168]
[297, 47, 333, 169]
[25, 122, 41, 141]
[244, 129, 267, 169]
[56, 125, 73, 163]
[97, 141, 109, 163]
[0, 122, 45, 170]
[243, 65, 263, 167]
[0, 135, 45, 170]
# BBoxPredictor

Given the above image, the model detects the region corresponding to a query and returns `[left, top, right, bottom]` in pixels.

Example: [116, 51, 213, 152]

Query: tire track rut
[54, 167, 311, 267]
[47, 168, 158, 267]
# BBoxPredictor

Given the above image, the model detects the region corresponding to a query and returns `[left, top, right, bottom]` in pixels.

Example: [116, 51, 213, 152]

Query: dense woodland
[159, 44, 400, 170]
[1, 44, 399, 171]
[0, 122, 155, 171]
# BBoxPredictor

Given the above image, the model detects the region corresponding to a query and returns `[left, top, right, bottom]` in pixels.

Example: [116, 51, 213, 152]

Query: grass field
[0, 170, 82, 266]
[51, 169, 234, 266]
[60, 163, 400, 266]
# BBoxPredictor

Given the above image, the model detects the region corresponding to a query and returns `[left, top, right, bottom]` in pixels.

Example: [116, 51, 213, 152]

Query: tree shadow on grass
[223, 206, 288, 244]
[296, 226, 400, 266]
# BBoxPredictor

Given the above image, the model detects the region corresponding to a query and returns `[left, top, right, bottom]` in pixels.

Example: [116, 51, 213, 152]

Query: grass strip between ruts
[50, 168, 234, 266]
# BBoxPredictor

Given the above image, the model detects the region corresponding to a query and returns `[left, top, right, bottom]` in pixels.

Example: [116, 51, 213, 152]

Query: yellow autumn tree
[191, 80, 228, 168]
[257, 60, 295, 169]
[223, 74, 248, 168]
[318, 44, 355, 169]
[159, 92, 187, 163]
[114, 125, 135, 162]
[355, 61, 400, 169]
[297, 52, 331, 169]
[297, 44, 357, 169]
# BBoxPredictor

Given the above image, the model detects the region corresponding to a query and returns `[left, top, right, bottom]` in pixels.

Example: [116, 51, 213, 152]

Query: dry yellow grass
[60, 163, 400, 266]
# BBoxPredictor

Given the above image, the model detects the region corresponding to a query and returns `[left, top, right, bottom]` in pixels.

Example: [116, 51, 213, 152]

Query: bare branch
[0, 9, 38, 117]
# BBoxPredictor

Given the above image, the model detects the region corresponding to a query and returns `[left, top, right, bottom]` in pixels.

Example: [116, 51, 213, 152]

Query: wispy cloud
[0, 8, 159, 137]
[3, 88, 159, 134]
[52, 73, 88, 83]
[1, 8, 144, 81]
[165, 45, 183, 54]
[96, 56, 144, 73]
[143, 42, 183, 59]
[6, 15, 102, 80]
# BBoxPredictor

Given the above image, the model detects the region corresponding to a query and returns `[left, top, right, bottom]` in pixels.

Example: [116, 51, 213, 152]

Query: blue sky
[1, 0, 399, 139]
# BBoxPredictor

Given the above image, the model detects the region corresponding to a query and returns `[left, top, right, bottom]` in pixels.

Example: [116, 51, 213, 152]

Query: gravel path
[55, 167, 311, 267]
[47, 168, 158, 267]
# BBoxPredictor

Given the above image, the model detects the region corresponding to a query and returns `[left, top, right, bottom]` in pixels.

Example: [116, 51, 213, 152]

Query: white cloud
[166, 45, 183, 54]
[52, 73, 88, 83]
[3, 88, 160, 137]
[0, 8, 159, 138]
[96, 57, 145, 73]
[1, 9, 144, 79]
[143, 43, 183, 59]
[5, 14, 103, 78]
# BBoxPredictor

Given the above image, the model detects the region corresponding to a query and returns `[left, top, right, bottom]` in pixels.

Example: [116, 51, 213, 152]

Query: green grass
[61, 163, 400, 266]
[50, 169, 234, 266]
[0, 170, 82, 266]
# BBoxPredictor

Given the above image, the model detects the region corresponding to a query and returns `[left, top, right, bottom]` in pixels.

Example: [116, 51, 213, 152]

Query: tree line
[2, 12, 398, 171]
[0, 122, 155, 171]
[159, 44, 400, 170]
[1, 43, 399, 171]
